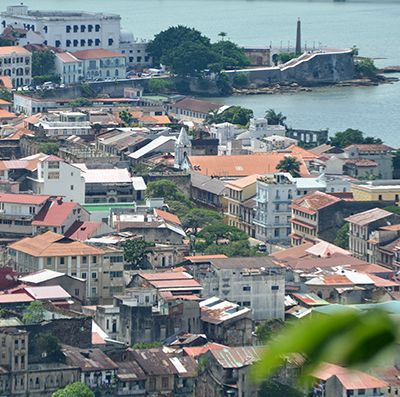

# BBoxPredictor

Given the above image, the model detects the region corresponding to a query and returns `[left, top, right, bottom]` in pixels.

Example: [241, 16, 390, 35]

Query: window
[358, 390, 365, 395]
[66, 25, 71, 33]
[60, 257, 65, 265]
[274, 228, 280, 237]
[91, 287, 97, 296]
[47, 172, 59, 179]
[149, 378, 156, 391]
[274, 216, 279, 224]
[81, 272, 87, 279]
[161, 377, 169, 389]
[74, 288, 80, 296]
[92, 256, 97, 264]
[243, 286, 251, 292]
[91, 272, 97, 279]
[271, 285, 279, 291]
[82, 256, 87, 264]
[95, 24, 100, 32]
[46, 257, 52, 266]
[378, 194, 383, 200]
[70, 185, 74, 190]
[73, 25, 78, 33]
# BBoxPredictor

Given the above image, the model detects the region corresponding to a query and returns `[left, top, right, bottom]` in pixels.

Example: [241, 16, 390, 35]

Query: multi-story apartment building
[254, 173, 298, 243]
[289, 191, 342, 246]
[28, 155, 85, 203]
[351, 180, 400, 202]
[345, 208, 400, 263]
[0, 193, 89, 238]
[188, 256, 285, 321]
[8, 231, 125, 303]
[34, 112, 92, 137]
[72, 49, 126, 81]
[0, 46, 31, 87]
[0, 327, 80, 397]
[225, 174, 259, 237]
[1, 5, 121, 51]
[342, 144, 394, 179]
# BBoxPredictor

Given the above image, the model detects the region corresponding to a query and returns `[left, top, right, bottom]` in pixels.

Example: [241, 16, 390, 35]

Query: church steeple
[174, 127, 192, 169]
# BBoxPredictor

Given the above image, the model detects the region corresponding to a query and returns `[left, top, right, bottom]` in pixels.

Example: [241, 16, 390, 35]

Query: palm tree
[265, 108, 287, 126]
[276, 156, 301, 177]
[218, 32, 228, 41]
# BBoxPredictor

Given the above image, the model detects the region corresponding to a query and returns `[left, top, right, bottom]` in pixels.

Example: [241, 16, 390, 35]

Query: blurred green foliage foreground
[252, 309, 398, 385]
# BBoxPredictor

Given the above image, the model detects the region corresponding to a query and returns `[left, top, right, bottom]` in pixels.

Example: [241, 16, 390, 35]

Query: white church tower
[174, 127, 192, 169]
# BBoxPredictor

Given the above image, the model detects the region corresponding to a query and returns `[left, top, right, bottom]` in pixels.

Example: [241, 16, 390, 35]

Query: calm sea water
[4, 0, 400, 145]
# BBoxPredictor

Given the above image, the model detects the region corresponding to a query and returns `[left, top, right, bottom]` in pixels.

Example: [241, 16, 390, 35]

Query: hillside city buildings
[0, 2, 399, 397]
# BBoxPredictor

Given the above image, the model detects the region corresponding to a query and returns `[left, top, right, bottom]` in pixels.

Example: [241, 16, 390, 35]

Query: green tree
[132, 341, 163, 349]
[0, 38, 14, 46]
[145, 179, 186, 201]
[218, 32, 227, 41]
[256, 320, 285, 343]
[393, 150, 400, 179]
[168, 41, 216, 76]
[334, 223, 349, 249]
[69, 97, 91, 107]
[197, 223, 248, 246]
[122, 238, 150, 269]
[259, 380, 305, 397]
[52, 382, 94, 397]
[182, 208, 222, 234]
[32, 50, 56, 77]
[385, 205, 400, 215]
[232, 72, 250, 88]
[119, 109, 134, 126]
[355, 58, 377, 78]
[265, 109, 287, 126]
[147, 78, 174, 94]
[216, 72, 233, 96]
[206, 106, 253, 126]
[330, 128, 382, 148]
[210, 40, 250, 70]
[202, 239, 260, 257]
[22, 301, 44, 324]
[276, 156, 301, 177]
[278, 52, 297, 64]
[147, 25, 211, 66]
[0, 88, 12, 103]
[36, 333, 63, 362]
[37, 142, 59, 155]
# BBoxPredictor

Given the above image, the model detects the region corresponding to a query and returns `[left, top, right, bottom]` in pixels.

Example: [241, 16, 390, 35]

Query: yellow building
[351, 180, 400, 202]
[225, 174, 260, 237]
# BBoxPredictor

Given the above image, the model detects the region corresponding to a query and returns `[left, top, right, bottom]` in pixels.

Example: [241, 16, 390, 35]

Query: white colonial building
[55, 52, 83, 84]
[254, 173, 299, 243]
[1, 5, 121, 51]
[1, 5, 152, 70]
[0, 46, 31, 87]
[28, 155, 85, 203]
[72, 49, 126, 81]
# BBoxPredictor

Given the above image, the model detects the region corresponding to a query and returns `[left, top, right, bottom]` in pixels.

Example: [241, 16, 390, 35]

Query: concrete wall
[226, 51, 355, 87]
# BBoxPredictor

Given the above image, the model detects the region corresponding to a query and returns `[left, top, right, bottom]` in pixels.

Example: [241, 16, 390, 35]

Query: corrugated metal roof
[211, 346, 263, 369]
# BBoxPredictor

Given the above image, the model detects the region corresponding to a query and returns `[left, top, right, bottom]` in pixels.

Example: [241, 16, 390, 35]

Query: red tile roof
[346, 144, 394, 152]
[291, 191, 342, 213]
[0, 193, 50, 205]
[154, 209, 182, 226]
[73, 49, 124, 59]
[64, 221, 104, 241]
[173, 97, 221, 114]
[140, 272, 193, 281]
[0, 293, 34, 303]
[313, 363, 387, 390]
[183, 343, 226, 357]
[189, 151, 310, 178]
[32, 200, 81, 227]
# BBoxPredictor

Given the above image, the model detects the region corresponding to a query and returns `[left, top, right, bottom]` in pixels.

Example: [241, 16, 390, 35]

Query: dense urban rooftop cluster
[0, 3, 398, 397]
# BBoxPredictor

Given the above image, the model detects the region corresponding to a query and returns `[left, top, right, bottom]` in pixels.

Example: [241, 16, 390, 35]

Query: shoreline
[231, 76, 399, 96]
